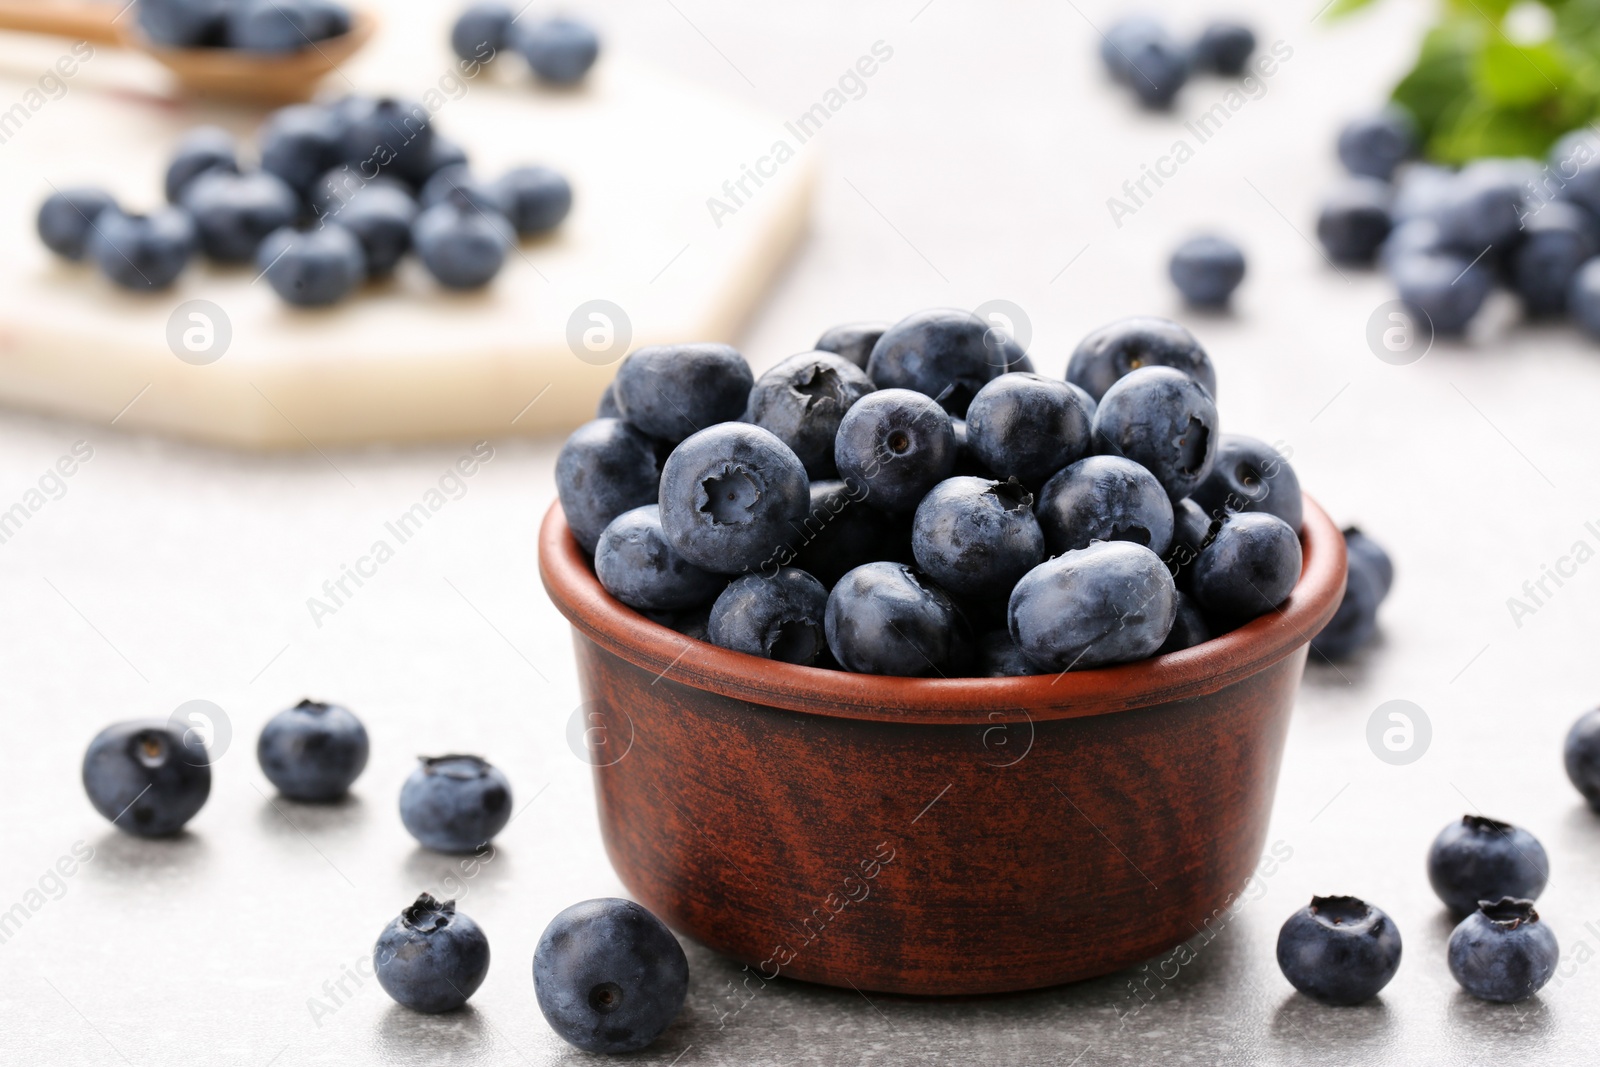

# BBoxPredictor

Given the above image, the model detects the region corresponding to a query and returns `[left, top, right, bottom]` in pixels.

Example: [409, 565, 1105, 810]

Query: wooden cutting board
[0, 7, 816, 447]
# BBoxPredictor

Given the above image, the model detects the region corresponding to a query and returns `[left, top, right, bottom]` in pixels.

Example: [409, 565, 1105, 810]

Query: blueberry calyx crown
[294, 698, 334, 715]
[987, 478, 1033, 513]
[401, 892, 456, 932]
[1308, 894, 1373, 927]
[1477, 896, 1539, 930]
[420, 754, 491, 779]
[1461, 814, 1514, 836]
[700, 465, 761, 525]
[793, 363, 846, 411]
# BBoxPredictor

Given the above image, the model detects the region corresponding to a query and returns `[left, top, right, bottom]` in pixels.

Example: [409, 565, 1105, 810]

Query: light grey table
[3, 1, 1596, 1064]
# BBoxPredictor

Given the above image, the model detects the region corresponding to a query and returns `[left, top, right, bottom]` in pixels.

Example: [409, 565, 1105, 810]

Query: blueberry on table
[514, 16, 602, 85]
[82, 720, 210, 837]
[37, 187, 117, 261]
[1336, 109, 1416, 181]
[814, 321, 888, 369]
[1308, 553, 1379, 662]
[1427, 815, 1549, 915]
[976, 628, 1038, 677]
[612, 343, 755, 444]
[402, 135, 471, 188]
[1190, 21, 1255, 76]
[88, 208, 196, 291]
[825, 562, 967, 676]
[139, 0, 234, 47]
[1066, 316, 1215, 402]
[1448, 898, 1559, 1003]
[1551, 129, 1600, 217]
[258, 104, 346, 196]
[164, 126, 240, 204]
[1276, 895, 1402, 1005]
[743, 351, 876, 478]
[1122, 33, 1190, 109]
[257, 698, 370, 801]
[309, 166, 411, 218]
[1571, 258, 1600, 339]
[1379, 217, 1446, 272]
[1390, 163, 1457, 225]
[658, 423, 810, 574]
[1155, 591, 1210, 655]
[1316, 177, 1392, 265]
[555, 417, 661, 553]
[374, 893, 491, 1013]
[1008, 541, 1177, 671]
[965, 372, 1095, 487]
[866, 308, 1030, 417]
[496, 165, 573, 236]
[791, 479, 912, 587]
[1341, 526, 1393, 601]
[1564, 708, 1600, 810]
[1189, 434, 1301, 533]
[595, 505, 724, 612]
[1098, 16, 1166, 84]
[333, 184, 417, 277]
[1092, 366, 1219, 502]
[182, 170, 299, 263]
[833, 388, 957, 513]
[340, 96, 434, 175]
[534, 898, 688, 1054]
[1034, 455, 1174, 556]
[451, 2, 514, 62]
[1436, 158, 1535, 253]
[707, 568, 830, 665]
[412, 201, 512, 289]
[1391, 250, 1493, 336]
[257, 225, 366, 307]
[1511, 202, 1596, 317]
[911, 476, 1045, 599]
[400, 755, 513, 853]
[1190, 511, 1301, 622]
[1169, 235, 1246, 307]
[420, 165, 510, 216]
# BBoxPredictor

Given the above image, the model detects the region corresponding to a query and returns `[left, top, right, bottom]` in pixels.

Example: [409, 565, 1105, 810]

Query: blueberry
[1316, 177, 1392, 265]
[1190, 21, 1255, 76]
[658, 423, 810, 574]
[1391, 251, 1493, 335]
[1190, 511, 1301, 621]
[1427, 815, 1549, 915]
[1511, 202, 1596, 316]
[1571, 257, 1600, 339]
[257, 698, 369, 801]
[374, 893, 491, 1013]
[976, 628, 1037, 677]
[257, 225, 366, 306]
[1169, 235, 1246, 307]
[1034, 455, 1174, 556]
[227, 0, 330, 52]
[833, 388, 956, 513]
[1308, 553, 1379, 661]
[1066, 316, 1215, 402]
[259, 104, 346, 196]
[182, 170, 299, 263]
[866, 308, 1029, 417]
[341, 96, 434, 175]
[595, 505, 724, 612]
[1564, 707, 1600, 810]
[1189, 434, 1301, 532]
[596, 382, 621, 418]
[707, 568, 829, 664]
[1122, 32, 1190, 109]
[824, 562, 967, 676]
[1275, 895, 1402, 1005]
[496, 165, 572, 236]
[451, 2, 513, 62]
[965, 372, 1095, 487]
[911, 477, 1045, 599]
[1336, 109, 1416, 181]
[138, 0, 232, 45]
[1391, 163, 1457, 224]
[412, 202, 512, 289]
[306, 0, 350, 37]
[790, 478, 911, 587]
[534, 898, 688, 1054]
[1164, 496, 1215, 580]
[37, 187, 116, 261]
[1092, 366, 1218, 502]
[164, 126, 240, 204]
[309, 165, 412, 218]
[1098, 16, 1165, 84]
[814, 321, 888, 369]
[83, 720, 211, 836]
[1008, 541, 1177, 671]
[1552, 128, 1600, 217]
[400, 755, 513, 853]
[1448, 898, 1559, 1003]
[613, 343, 754, 444]
[555, 417, 661, 553]
[420, 165, 509, 216]
[1342, 526, 1393, 601]
[1378, 217, 1446, 272]
[744, 351, 875, 478]
[1155, 591, 1210, 654]
[88, 207, 196, 291]
[513, 16, 601, 85]
[1437, 159, 1535, 252]
[332, 184, 417, 277]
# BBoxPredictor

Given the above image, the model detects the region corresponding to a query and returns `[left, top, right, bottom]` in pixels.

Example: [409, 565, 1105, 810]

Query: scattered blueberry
[164, 126, 239, 204]
[1391, 250, 1493, 335]
[595, 505, 724, 612]
[257, 698, 369, 801]
[1436, 159, 1533, 253]
[374, 893, 491, 1013]
[1276, 895, 1402, 1005]
[1341, 526, 1393, 600]
[534, 897, 688, 1054]
[814, 321, 888, 369]
[257, 225, 366, 307]
[911, 477, 1044, 599]
[866, 308, 1029, 417]
[555, 417, 661, 553]
[513, 16, 601, 85]
[825, 562, 967, 676]
[1093, 366, 1219, 502]
[1066, 316, 1215, 402]
[1191, 21, 1255, 76]
[1099, 16, 1165, 85]
[1008, 541, 1176, 671]
[37, 187, 116, 261]
[341, 96, 434, 176]
[1316, 177, 1392, 265]
[833, 388, 957, 513]
[451, 1, 513, 62]
[182, 170, 299, 263]
[412, 201, 511, 289]
[1427, 814, 1549, 915]
[613, 343, 754, 444]
[1189, 434, 1301, 532]
[258, 104, 345, 196]
[420, 164, 508, 216]
[1169, 235, 1246, 307]
[1571, 257, 1600, 339]
[1103, 20, 1189, 109]
[1034, 455, 1174, 556]
[1378, 216, 1446, 272]
[1552, 128, 1600, 217]
[1563, 707, 1600, 810]
[332, 183, 417, 276]
[744, 351, 876, 478]
[1511, 202, 1596, 317]
[1390, 163, 1457, 224]
[496, 165, 573, 236]
[965, 372, 1096, 487]
[657, 423, 810, 574]
[707, 568, 830, 664]
[1189, 511, 1301, 621]
[88, 207, 196, 291]
[1448, 898, 1558, 1003]
[1337, 109, 1415, 181]
[1309, 551, 1379, 661]
[82, 720, 210, 836]
[399, 754, 513, 853]
[403, 135, 471, 188]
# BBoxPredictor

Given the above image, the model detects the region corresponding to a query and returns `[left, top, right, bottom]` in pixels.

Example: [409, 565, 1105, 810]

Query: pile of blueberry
[1097, 14, 1258, 110]
[450, 4, 601, 85]
[36, 96, 571, 303]
[1317, 108, 1600, 338]
[81, 701, 686, 1053]
[557, 310, 1319, 678]
[137, 0, 353, 51]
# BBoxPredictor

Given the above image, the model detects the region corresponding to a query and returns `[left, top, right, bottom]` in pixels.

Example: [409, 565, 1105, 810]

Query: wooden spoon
[0, 1, 375, 104]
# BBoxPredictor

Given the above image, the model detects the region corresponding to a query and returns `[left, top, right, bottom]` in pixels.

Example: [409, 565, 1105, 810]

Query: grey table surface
[3, 1, 1598, 1064]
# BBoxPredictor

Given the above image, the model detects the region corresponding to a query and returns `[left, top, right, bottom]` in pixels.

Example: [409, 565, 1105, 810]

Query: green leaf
[1321, 0, 1381, 19]
[1475, 40, 1569, 106]
[1391, 21, 1480, 139]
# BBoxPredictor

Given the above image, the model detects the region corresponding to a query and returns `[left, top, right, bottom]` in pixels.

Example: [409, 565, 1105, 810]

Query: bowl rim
[538, 494, 1347, 725]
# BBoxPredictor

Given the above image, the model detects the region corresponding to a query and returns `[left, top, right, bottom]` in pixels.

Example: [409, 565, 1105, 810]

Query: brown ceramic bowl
[539, 495, 1346, 996]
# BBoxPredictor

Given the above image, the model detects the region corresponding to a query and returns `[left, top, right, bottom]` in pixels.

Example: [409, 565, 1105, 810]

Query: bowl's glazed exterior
[539, 496, 1346, 996]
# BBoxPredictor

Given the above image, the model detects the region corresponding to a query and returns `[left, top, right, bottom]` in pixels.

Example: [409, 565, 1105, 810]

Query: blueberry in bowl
[657, 423, 810, 574]
[833, 388, 958, 513]
[83, 720, 212, 836]
[1066, 316, 1215, 402]
[708, 568, 829, 665]
[1091, 365, 1219, 502]
[866, 307, 1030, 417]
[743, 351, 876, 478]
